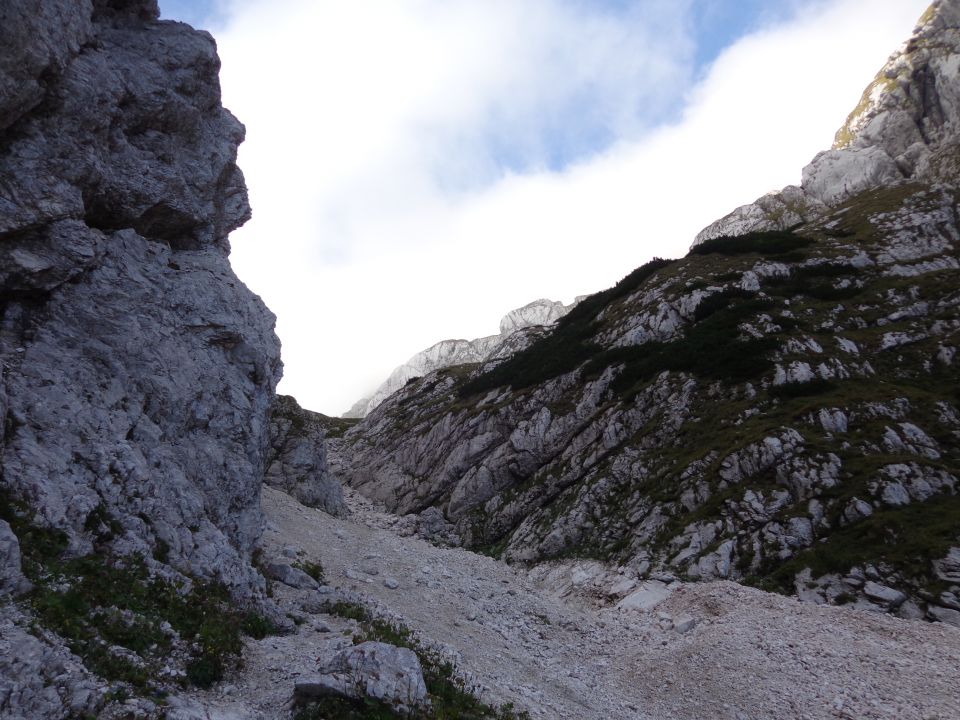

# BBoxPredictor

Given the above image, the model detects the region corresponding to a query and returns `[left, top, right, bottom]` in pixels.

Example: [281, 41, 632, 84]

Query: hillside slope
[335, 0, 960, 625]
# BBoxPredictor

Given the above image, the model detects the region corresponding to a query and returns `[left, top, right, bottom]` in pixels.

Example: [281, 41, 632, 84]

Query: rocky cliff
[0, 1, 289, 716]
[696, 0, 960, 243]
[344, 298, 577, 418]
[335, 0, 960, 626]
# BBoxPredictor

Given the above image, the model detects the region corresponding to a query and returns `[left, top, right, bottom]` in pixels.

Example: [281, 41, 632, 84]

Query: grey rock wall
[266, 395, 345, 515]
[0, 0, 280, 590]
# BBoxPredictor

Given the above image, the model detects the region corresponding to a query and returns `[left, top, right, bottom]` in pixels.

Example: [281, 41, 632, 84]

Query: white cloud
[216, 0, 929, 415]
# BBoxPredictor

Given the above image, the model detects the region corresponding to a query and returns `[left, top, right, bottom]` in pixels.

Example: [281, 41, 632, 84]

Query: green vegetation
[459, 258, 674, 397]
[688, 230, 814, 257]
[582, 293, 779, 398]
[0, 489, 276, 694]
[756, 494, 960, 593]
[768, 378, 838, 400]
[293, 559, 326, 584]
[309, 602, 531, 720]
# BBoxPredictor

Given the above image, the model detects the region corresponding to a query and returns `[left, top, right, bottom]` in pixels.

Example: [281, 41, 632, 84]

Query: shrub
[460, 257, 675, 397]
[688, 230, 813, 257]
[582, 295, 778, 398]
[768, 379, 837, 399]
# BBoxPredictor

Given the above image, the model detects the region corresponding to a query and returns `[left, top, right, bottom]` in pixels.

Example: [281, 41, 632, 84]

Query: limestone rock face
[344, 298, 577, 418]
[695, 0, 960, 243]
[0, 0, 278, 589]
[266, 395, 345, 515]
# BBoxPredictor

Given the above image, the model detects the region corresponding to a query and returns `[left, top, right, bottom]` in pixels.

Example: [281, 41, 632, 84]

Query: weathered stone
[928, 605, 960, 628]
[0, 521, 30, 597]
[297, 642, 430, 714]
[0, 0, 276, 598]
[264, 562, 320, 591]
[617, 581, 673, 612]
[863, 582, 907, 609]
[266, 395, 345, 515]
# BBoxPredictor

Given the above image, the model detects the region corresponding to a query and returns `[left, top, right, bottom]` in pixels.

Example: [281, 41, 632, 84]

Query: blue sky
[158, 0, 930, 414]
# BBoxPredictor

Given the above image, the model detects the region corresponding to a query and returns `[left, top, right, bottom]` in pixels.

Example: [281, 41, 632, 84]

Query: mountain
[334, 0, 960, 625]
[344, 298, 577, 418]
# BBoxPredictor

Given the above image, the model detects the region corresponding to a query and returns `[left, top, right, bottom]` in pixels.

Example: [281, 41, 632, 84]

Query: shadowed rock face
[0, 0, 280, 590]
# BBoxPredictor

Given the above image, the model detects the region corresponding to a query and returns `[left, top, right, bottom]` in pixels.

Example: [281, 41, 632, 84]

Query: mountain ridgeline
[333, 0, 960, 624]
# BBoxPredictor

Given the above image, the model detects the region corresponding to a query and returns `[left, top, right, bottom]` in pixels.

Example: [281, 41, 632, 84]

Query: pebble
[384, 578, 400, 589]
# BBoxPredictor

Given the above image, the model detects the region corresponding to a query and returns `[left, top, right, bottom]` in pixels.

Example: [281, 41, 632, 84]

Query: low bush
[582, 295, 778, 398]
[1, 488, 276, 694]
[688, 231, 813, 257]
[460, 257, 674, 397]
[768, 379, 837, 399]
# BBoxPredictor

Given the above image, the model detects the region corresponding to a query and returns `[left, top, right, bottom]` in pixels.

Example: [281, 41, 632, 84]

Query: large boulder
[295, 642, 430, 714]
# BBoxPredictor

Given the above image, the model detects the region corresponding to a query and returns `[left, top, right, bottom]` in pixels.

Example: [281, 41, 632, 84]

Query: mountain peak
[696, 0, 960, 243]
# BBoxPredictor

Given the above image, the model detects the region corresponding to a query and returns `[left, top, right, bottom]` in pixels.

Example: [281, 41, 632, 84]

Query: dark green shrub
[688, 231, 813, 257]
[460, 257, 675, 397]
[768, 379, 837, 399]
[582, 295, 778, 398]
[293, 559, 326, 584]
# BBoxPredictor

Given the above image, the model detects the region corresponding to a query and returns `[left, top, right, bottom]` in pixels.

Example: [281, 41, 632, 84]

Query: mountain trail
[181, 486, 960, 720]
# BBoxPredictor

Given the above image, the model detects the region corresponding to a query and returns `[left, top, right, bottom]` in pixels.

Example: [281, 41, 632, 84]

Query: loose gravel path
[183, 486, 960, 720]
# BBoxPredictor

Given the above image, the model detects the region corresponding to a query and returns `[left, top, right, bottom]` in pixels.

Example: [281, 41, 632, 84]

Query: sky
[158, 0, 930, 416]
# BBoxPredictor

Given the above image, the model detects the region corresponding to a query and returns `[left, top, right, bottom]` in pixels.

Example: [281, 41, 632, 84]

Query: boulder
[295, 642, 430, 714]
[616, 581, 673, 612]
[0, 521, 30, 596]
[264, 561, 320, 591]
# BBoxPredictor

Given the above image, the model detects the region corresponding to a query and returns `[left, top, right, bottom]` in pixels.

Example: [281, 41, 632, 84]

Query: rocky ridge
[344, 298, 577, 418]
[696, 0, 960, 243]
[334, 0, 960, 627]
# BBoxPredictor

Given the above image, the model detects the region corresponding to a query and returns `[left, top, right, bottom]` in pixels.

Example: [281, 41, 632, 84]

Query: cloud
[215, 0, 929, 414]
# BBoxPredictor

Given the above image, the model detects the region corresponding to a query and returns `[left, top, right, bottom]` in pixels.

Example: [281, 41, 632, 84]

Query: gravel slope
[182, 486, 960, 720]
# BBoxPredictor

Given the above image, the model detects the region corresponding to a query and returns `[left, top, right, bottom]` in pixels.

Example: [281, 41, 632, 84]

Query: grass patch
[0, 488, 277, 694]
[768, 379, 838, 400]
[757, 493, 960, 593]
[293, 559, 326, 585]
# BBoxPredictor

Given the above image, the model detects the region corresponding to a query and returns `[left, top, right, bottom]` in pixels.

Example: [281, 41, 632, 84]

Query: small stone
[384, 578, 400, 589]
[863, 581, 907, 608]
[674, 616, 696, 634]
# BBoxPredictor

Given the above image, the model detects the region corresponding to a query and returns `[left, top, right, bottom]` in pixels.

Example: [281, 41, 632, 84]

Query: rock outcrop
[344, 298, 577, 418]
[0, 1, 287, 715]
[0, 0, 277, 589]
[696, 0, 960, 243]
[335, 0, 960, 625]
[267, 395, 345, 515]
